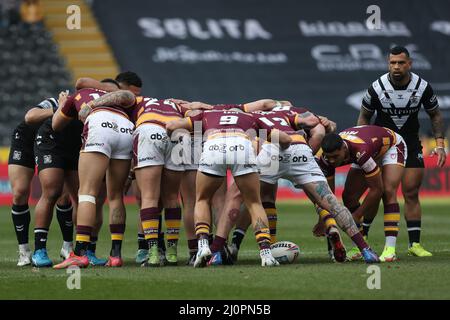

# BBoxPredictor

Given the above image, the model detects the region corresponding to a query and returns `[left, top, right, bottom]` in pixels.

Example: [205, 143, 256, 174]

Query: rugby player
[320, 125, 407, 262]
[356, 46, 446, 257]
[8, 97, 75, 266]
[167, 107, 293, 267]
[53, 88, 136, 269]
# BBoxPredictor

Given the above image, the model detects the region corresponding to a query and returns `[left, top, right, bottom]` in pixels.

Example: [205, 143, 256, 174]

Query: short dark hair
[389, 46, 410, 58]
[321, 133, 344, 153]
[115, 71, 142, 88]
[100, 78, 120, 88]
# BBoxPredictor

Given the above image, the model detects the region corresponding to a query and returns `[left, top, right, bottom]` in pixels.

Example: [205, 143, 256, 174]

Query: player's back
[133, 97, 183, 127]
[198, 109, 257, 135]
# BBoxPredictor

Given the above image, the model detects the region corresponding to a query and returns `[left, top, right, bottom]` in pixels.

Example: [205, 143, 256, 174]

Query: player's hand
[78, 102, 93, 123]
[431, 147, 447, 168]
[312, 221, 326, 237]
[168, 98, 190, 105]
[58, 90, 68, 109]
[183, 101, 213, 110]
[318, 116, 336, 132]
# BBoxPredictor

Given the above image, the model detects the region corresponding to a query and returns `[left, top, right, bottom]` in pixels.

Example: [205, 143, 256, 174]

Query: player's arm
[352, 160, 383, 220]
[52, 91, 75, 131]
[79, 90, 136, 122]
[307, 123, 326, 155]
[423, 85, 447, 167]
[166, 118, 193, 136]
[357, 87, 376, 125]
[24, 107, 53, 125]
[243, 99, 291, 112]
[317, 115, 337, 133]
[75, 77, 119, 92]
[269, 129, 292, 150]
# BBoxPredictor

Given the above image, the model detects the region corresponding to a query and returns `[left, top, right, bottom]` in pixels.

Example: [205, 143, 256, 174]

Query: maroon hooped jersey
[131, 97, 183, 128]
[319, 125, 399, 177]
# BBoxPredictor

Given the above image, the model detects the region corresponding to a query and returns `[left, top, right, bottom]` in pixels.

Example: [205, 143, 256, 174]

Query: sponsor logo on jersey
[13, 150, 22, 160]
[43, 155, 52, 164]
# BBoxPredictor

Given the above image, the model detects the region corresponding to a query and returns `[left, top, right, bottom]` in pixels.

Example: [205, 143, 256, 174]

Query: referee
[356, 46, 446, 257]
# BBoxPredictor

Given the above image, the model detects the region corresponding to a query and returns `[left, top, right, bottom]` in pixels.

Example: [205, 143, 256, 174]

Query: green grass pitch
[0, 200, 449, 299]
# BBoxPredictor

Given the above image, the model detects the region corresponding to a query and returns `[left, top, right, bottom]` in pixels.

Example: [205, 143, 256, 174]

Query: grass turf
[0, 200, 449, 299]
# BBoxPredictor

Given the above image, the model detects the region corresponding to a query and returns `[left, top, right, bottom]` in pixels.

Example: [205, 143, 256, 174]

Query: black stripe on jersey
[377, 78, 397, 110]
[404, 77, 422, 110]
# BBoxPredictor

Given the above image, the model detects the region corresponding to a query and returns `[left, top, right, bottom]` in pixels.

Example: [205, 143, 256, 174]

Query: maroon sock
[210, 236, 226, 253]
[188, 239, 198, 254]
[351, 232, 369, 251]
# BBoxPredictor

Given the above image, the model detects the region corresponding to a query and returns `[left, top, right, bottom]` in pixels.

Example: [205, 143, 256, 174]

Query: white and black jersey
[8, 98, 58, 168]
[361, 72, 439, 151]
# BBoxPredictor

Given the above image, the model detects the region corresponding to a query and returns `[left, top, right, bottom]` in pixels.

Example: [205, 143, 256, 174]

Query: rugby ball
[270, 241, 300, 264]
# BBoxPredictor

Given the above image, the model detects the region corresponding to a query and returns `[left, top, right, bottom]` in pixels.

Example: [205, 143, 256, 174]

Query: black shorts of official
[34, 136, 80, 173]
[405, 145, 425, 168]
[7, 131, 35, 169]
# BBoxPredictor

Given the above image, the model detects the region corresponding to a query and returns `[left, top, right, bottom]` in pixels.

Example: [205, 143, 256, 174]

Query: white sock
[63, 241, 73, 249]
[385, 236, 397, 248]
[19, 243, 30, 252]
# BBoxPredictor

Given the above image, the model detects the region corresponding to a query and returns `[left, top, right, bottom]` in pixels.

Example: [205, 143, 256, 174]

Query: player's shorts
[198, 135, 258, 177]
[133, 123, 184, 171]
[181, 135, 201, 171]
[8, 126, 35, 169]
[351, 133, 407, 170]
[405, 144, 424, 168]
[82, 110, 134, 160]
[34, 123, 80, 172]
[258, 143, 327, 187]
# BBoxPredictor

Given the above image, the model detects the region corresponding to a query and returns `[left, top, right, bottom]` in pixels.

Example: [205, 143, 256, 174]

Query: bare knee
[402, 186, 420, 203]
[12, 186, 30, 204]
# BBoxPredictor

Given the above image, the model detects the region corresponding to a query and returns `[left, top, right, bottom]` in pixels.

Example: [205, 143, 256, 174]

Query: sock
[406, 220, 421, 246]
[140, 207, 161, 247]
[11, 204, 31, 245]
[316, 206, 338, 235]
[210, 235, 227, 253]
[195, 222, 210, 240]
[384, 203, 400, 247]
[231, 228, 246, 249]
[110, 224, 125, 257]
[188, 238, 198, 255]
[74, 225, 92, 256]
[56, 203, 74, 242]
[138, 233, 148, 250]
[351, 232, 369, 251]
[254, 227, 271, 250]
[262, 202, 277, 244]
[165, 207, 182, 247]
[34, 228, 49, 251]
[362, 217, 375, 238]
[87, 236, 98, 252]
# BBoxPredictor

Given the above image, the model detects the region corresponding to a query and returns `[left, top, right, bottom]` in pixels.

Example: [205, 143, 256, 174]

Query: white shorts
[180, 135, 201, 171]
[199, 136, 258, 177]
[133, 124, 184, 171]
[82, 111, 134, 159]
[351, 133, 408, 170]
[258, 143, 327, 187]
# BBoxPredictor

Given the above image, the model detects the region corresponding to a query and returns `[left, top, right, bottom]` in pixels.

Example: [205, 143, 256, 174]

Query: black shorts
[405, 144, 424, 168]
[34, 123, 81, 172]
[8, 127, 35, 169]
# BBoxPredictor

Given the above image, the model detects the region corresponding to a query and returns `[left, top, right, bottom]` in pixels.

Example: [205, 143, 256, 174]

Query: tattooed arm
[426, 108, 447, 167]
[303, 180, 360, 237]
[357, 107, 374, 126]
[79, 90, 136, 122]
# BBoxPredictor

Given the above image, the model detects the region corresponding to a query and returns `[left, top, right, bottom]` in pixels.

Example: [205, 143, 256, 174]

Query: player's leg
[193, 171, 225, 267]
[105, 158, 131, 266]
[86, 181, 108, 266]
[379, 164, 404, 262]
[132, 181, 149, 264]
[233, 172, 279, 267]
[260, 181, 278, 244]
[54, 152, 109, 269]
[402, 167, 432, 256]
[136, 165, 163, 266]
[33, 167, 65, 267]
[342, 167, 368, 260]
[180, 170, 198, 265]
[301, 180, 379, 263]
[211, 179, 227, 229]
[160, 168, 184, 265]
[8, 164, 34, 266]
[55, 188, 74, 260]
[209, 180, 244, 265]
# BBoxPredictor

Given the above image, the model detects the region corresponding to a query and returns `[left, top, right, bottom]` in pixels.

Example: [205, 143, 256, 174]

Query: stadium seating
[0, 22, 72, 145]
